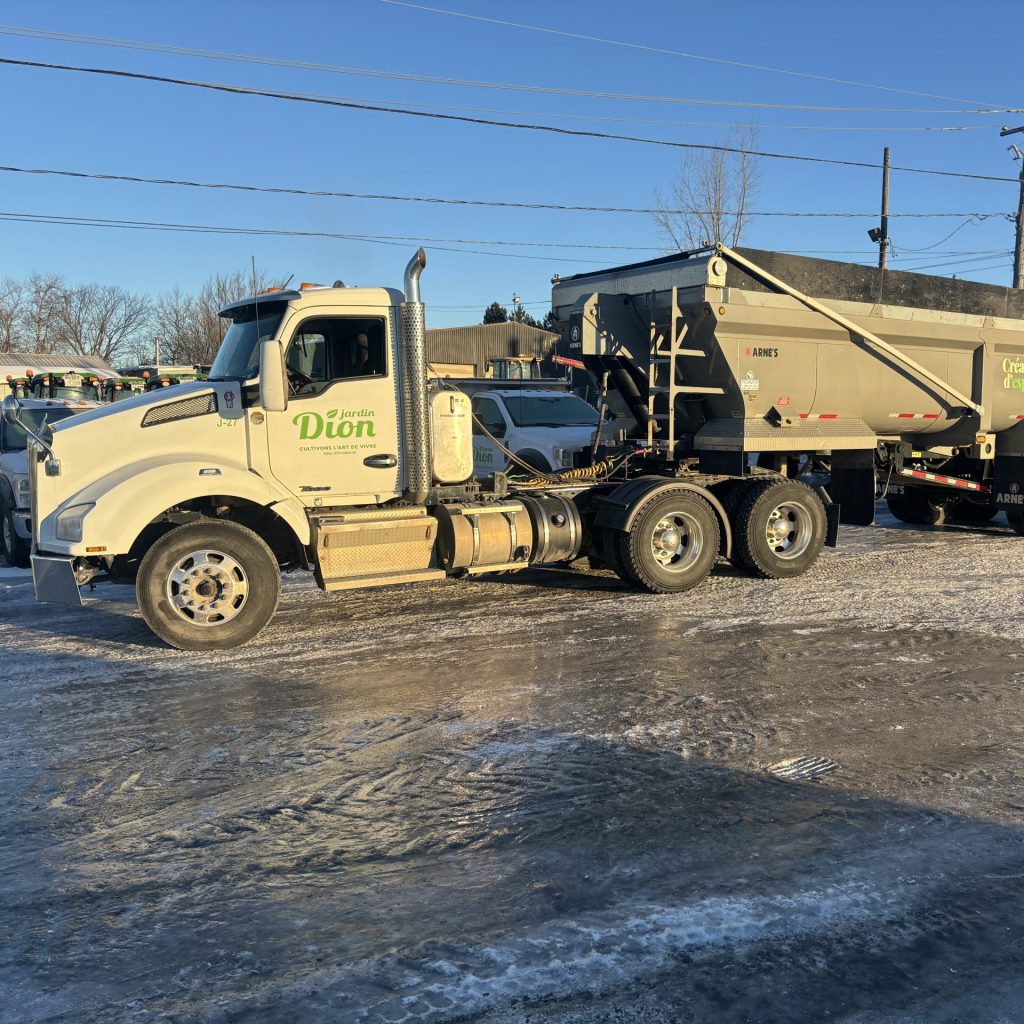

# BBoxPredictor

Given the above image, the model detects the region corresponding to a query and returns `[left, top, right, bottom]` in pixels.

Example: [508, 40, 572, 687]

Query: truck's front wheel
[136, 520, 280, 650]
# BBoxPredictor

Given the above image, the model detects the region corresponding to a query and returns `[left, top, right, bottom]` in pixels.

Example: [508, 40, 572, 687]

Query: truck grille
[141, 392, 218, 428]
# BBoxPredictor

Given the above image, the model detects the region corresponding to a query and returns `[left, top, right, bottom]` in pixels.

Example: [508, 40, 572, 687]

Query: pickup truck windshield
[2, 407, 79, 451]
[209, 302, 287, 381]
[503, 394, 599, 428]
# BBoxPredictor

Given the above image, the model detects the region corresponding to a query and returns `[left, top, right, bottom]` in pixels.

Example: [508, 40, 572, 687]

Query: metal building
[425, 322, 561, 378]
[0, 351, 116, 379]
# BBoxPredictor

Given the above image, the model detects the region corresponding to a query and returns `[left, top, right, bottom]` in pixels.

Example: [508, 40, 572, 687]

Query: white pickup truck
[467, 387, 608, 476]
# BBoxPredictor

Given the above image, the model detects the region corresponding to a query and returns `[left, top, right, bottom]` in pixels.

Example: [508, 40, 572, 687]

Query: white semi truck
[7, 245, 1023, 650]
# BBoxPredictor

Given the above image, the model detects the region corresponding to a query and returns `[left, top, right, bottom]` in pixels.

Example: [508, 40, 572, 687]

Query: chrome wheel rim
[650, 511, 704, 573]
[165, 549, 249, 626]
[765, 501, 813, 559]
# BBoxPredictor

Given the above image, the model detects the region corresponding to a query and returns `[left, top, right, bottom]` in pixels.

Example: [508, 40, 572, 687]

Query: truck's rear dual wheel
[612, 490, 720, 594]
[730, 479, 826, 579]
[136, 520, 280, 650]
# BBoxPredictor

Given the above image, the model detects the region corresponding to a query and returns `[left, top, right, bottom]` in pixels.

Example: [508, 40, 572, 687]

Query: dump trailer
[5, 246, 1016, 651]
[552, 244, 1024, 529]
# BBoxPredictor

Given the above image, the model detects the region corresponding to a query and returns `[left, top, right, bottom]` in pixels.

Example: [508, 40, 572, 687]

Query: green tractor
[30, 370, 104, 403]
[104, 376, 148, 402]
[4, 374, 33, 399]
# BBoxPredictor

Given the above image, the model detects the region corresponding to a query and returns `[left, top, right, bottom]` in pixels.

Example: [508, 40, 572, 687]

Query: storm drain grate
[767, 755, 839, 781]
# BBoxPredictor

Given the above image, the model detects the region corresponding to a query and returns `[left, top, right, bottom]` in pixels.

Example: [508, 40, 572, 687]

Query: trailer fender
[38, 460, 311, 554]
[593, 476, 732, 559]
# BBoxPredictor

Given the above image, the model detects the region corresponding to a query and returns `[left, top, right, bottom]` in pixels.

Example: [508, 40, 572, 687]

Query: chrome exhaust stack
[401, 248, 431, 504]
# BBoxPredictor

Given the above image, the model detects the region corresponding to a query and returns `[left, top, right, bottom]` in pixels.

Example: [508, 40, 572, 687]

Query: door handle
[363, 453, 398, 468]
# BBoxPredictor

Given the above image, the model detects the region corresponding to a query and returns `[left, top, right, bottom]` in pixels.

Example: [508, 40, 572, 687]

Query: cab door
[264, 306, 403, 505]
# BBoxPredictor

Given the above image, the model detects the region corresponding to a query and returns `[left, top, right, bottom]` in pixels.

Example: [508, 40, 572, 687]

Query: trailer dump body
[553, 246, 1024, 521]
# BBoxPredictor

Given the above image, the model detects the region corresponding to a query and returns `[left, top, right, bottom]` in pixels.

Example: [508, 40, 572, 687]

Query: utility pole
[868, 147, 891, 269]
[1001, 126, 1024, 289]
[879, 146, 890, 271]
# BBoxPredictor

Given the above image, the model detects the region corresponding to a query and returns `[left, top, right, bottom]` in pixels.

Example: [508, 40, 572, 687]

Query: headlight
[14, 477, 30, 507]
[56, 503, 95, 543]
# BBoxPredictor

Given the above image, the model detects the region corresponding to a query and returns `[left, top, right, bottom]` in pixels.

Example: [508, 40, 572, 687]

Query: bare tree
[652, 126, 761, 251]
[23, 272, 64, 353]
[0, 278, 25, 353]
[51, 283, 151, 362]
[153, 267, 273, 366]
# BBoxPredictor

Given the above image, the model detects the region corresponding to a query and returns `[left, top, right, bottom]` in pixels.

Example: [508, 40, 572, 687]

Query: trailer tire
[886, 491, 949, 525]
[1, 502, 30, 569]
[1007, 511, 1024, 536]
[731, 479, 826, 579]
[617, 489, 719, 594]
[136, 519, 280, 651]
[951, 500, 998, 524]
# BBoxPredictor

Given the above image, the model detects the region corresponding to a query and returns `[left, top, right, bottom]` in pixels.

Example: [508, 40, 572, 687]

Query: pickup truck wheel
[619, 490, 719, 594]
[136, 520, 280, 650]
[732, 479, 826, 579]
[1, 504, 30, 568]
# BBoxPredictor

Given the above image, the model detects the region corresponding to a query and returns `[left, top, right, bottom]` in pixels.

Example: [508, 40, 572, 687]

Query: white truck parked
[1, 397, 102, 567]
[466, 386, 610, 477]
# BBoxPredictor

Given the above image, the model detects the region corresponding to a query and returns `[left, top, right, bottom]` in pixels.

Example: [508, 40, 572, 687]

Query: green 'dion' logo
[292, 409, 376, 440]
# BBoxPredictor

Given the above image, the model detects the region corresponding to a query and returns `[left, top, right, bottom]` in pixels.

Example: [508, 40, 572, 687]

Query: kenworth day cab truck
[6, 245, 1024, 650]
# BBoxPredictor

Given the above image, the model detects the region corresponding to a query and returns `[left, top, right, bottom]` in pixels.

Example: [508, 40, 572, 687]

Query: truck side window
[286, 316, 387, 397]
[473, 397, 507, 438]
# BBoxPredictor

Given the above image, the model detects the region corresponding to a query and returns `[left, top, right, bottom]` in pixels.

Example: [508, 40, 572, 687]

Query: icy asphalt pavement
[3, 508, 1024, 1023]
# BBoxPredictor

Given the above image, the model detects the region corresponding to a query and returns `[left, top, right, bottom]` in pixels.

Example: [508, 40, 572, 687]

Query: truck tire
[1007, 511, 1024, 536]
[1, 504, 30, 569]
[602, 528, 640, 586]
[731, 479, 826, 579]
[136, 519, 281, 651]
[885, 490, 949, 525]
[951, 500, 998, 523]
[616, 489, 719, 594]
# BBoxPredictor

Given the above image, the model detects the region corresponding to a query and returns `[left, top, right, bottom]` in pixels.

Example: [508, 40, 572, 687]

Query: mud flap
[31, 554, 83, 605]
[825, 502, 841, 548]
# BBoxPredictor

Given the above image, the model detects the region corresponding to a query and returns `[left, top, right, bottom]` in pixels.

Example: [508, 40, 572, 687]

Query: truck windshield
[3, 408, 79, 451]
[209, 302, 288, 381]
[504, 394, 600, 428]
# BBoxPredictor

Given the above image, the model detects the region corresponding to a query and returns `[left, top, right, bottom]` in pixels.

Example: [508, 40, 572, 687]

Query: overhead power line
[381, 1, 999, 108]
[0, 25, 1016, 115]
[0, 210, 1006, 269]
[2, 162, 1012, 219]
[2, 58, 1021, 186]
[0, 210, 632, 263]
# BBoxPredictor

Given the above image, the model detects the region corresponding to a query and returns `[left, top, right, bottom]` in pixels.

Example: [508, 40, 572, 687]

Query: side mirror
[2, 393, 19, 423]
[259, 338, 288, 413]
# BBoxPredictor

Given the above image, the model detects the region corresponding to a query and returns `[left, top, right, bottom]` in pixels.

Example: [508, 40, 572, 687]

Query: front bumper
[31, 554, 84, 605]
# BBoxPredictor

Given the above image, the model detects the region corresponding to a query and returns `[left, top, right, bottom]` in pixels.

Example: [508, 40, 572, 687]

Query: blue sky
[1, 0, 1022, 325]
